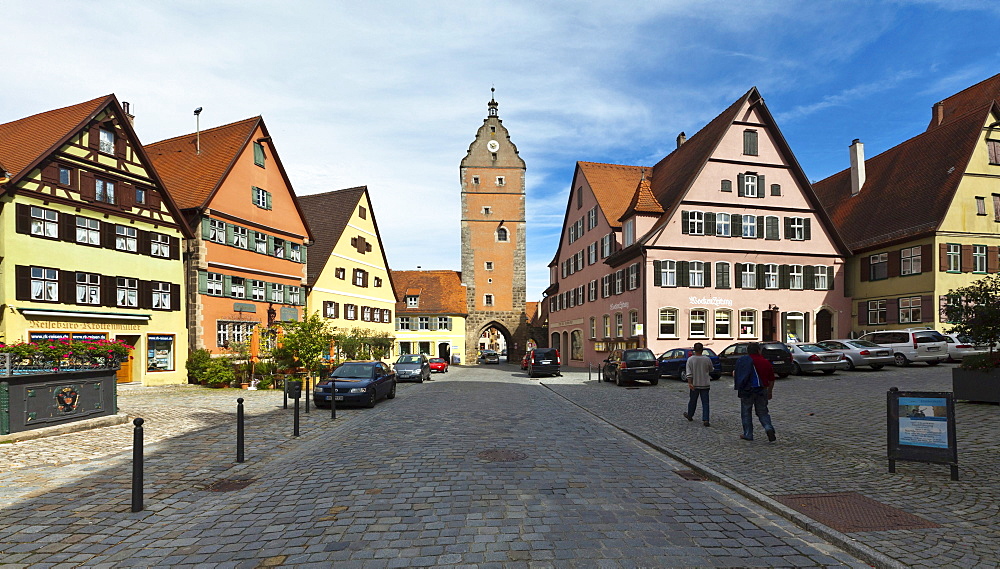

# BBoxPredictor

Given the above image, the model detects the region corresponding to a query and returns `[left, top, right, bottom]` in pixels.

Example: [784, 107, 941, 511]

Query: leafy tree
[185, 348, 213, 384]
[279, 312, 335, 382]
[945, 274, 1000, 368]
[333, 327, 395, 361]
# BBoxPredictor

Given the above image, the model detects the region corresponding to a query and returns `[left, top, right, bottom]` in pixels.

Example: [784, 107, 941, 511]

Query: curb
[541, 382, 906, 569]
[0, 412, 130, 444]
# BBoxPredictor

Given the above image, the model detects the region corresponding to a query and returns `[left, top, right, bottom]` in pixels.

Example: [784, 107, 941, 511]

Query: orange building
[147, 117, 313, 353]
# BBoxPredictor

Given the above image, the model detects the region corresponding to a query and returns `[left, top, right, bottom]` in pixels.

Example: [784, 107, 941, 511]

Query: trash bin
[286, 380, 302, 399]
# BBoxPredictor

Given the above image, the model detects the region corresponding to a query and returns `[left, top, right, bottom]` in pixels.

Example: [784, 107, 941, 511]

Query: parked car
[718, 342, 793, 378]
[314, 361, 395, 408]
[394, 354, 430, 382]
[941, 333, 990, 362]
[480, 350, 500, 364]
[816, 339, 894, 370]
[858, 329, 948, 366]
[525, 348, 560, 377]
[428, 357, 449, 373]
[784, 343, 849, 375]
[602, 348, 659, 386]
[657, 347, 722, 380]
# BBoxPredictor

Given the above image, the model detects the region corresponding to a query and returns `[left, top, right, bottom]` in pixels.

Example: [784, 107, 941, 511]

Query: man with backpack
[733, 343, 776, 442]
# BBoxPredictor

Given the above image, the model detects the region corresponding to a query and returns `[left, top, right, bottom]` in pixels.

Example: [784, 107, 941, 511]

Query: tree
[944, 274, 1000, 365]
[333, 327, 395, 362]
[278, 312, 335, 382]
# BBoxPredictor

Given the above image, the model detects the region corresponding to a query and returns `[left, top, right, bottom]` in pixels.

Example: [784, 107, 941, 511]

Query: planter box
[952, 368, 1000, 403]
[1, 369, 118, 435]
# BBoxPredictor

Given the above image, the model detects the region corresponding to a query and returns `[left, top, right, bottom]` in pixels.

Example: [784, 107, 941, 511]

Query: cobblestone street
[0, 362, 995, 567]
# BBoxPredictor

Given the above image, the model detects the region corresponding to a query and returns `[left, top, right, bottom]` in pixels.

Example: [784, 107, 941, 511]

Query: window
[743, 174, 758, 198]
[615, 313, 624, 337]
[373, 276, 382, 287]
[147, 335, 175, 372]
[627, 263, 639, 290]
[601, 234, 612, 258]
[764, 264, 778, 289]
[742, 214, 757, 238]
[899, 296, 922, 324]
[974, 244, 987, 273]
[603, 315, 611, 338]
[622, 219, 635, 246]
[482, 206, 492, 216]
[152, 282, 171, 310]
[135, 187, 146, 205]
[629, 311, 639, 336]
[994, 195, 1000, 221]
[472, 176, 479, 184]
[789, 265, 804, 290]
[324, 301, 339, 319]
[30, 206, 58, 238]
[497, 227, 508, 242]
[869, 253, 888, 280]
[977, 197, 987, 215]
[210, 219, 226, 243]
[150, 233, 170, 257]
[411, 316, 426, 330]
[95, 178, 115, 204]
[254, 232, 267, 253]
[345, 304, 357, 320]
[721, 179, 732, 192]
[232, 226, 248, 249]
[901, 246, 921, 275]
[588, 207, 597, 229]
[76, 272, 100, 305]
[398, 316, 411, 330]
[485, 261, 494, 270]
[231, 277, 246, 299]
[270, 283, 284, 303]
[689, 261, 705, 288]
[99, 128, 115, 154]
[496, 176, 505, 186]
[589, 280, 597, 301]
[588, 242, 597, 265]
[216, 322, 256, 348]
[716, 213, 730, 237]
[406, 295, 419, 308]
[59, 166, 72, 186]
[207, 273, 223, 295]
[484, 294, 494, 306]
[658, 308, 677, 337]
[789, 217, 805, 240]
[30, 267, 58, 301]
[868, 300, 887, 325]
[947, 244, 961, 272]
[715, 309, 732, 337]
[743, 130, 758, 156]
[765, 216, 779, 240]
[273, 238, 285, 259]
[601, 275, 611, 297]
[687, 210, 705, 235]
[739, 310, 756, 338]
[716, 262, 731, 289]
[989, 140, 1000, 165]
[437, 317, 450, 330]
[371, 308, 381, 323]
[252, 280, 266, 301]
[690, 309, 707, 338]
[770, 184, 781, 196]
[614, 270, 624, 294]
[659, 260, 676, 287]
[253, 186, 271, 209]
[116, 226, 138, 252]
[73, 217, 100, 245]
[353, 269, 366, 287]
[741, 263, 756, 289]
[117, 277, 138, 307]
[253, 141, 266, 167]
[358, 306, 370, 322]
[814, 266, 829, 290]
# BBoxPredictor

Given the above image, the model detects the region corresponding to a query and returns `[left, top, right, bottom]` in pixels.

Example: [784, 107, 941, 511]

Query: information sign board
[887, 388, 958, 480]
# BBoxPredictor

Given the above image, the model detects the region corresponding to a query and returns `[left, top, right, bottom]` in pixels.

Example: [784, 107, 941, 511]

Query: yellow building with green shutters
[0, 95, 191, 385]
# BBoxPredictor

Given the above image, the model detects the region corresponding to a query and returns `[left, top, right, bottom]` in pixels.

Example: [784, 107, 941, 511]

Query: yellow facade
[395, 316, 467, 363]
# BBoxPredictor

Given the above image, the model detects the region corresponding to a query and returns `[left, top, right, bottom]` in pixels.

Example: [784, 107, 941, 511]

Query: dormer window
[406, 295, 419, 308]
[623, 219, 635, 246]
[99, 128, 115, 154]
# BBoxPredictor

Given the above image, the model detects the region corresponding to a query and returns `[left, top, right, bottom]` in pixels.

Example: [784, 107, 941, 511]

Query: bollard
[283, 378, 288, 409]
[304, 376, 310, 414]
[236, 398, 245, 463]
[331, 380, 337, 420]
[131, 417, 144, 512]
[293, 395, 300, 437]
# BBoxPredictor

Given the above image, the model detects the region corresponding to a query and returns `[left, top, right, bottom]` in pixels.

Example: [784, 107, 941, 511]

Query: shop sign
[280, 307, 299, 322]
[27, 320, 142, 331]
[609, 302, 630, 310]
[29, 332, 70, 341]
[148, 335, 173, 342]
[234, 303, 257, 313]
[688, 296, 733, 307]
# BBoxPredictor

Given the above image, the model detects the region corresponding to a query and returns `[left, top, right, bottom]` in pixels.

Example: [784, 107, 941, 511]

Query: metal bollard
[331, 382, 337, 420]
[131, 417, 144, 512]
[293, 395, 300, 437]
[283, 378, 288, 410]
[304, 376, 310, 414]
[236, 398, 245, 463]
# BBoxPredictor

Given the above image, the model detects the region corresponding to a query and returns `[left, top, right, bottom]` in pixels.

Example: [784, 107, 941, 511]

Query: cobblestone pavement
[543, 362, 1000, 569]
[0, 371, 868, 568]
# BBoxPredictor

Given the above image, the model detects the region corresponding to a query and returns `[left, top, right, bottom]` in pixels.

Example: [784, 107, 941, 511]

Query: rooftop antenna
[193, 107, 203, 155]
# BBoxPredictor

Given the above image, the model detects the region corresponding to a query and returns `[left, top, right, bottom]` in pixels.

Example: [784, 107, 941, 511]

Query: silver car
[785, 343, 849, 375]
[941, 333, 989, 362]
[817, 339, 894, 371]
[393, 354, 430, 383]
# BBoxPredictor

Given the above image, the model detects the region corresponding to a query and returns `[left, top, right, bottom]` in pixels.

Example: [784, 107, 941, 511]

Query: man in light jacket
[683, 343, 714, 427]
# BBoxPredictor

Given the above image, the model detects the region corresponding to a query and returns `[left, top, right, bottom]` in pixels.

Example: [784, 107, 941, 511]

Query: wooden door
[115, 335, 139, 383]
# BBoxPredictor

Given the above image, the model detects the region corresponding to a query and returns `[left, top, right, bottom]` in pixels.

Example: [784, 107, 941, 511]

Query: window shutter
[737, 173, 745, 197]
[778, 265, 790, 289]
[888, 250, 901, 278]
[119, 182, 134, 208]
[653, 260, 662, 286]
[267, 236, 275, 256]
[147, 188, 161, 210]
[201, 217, 211, 240]
[705, 212, 716, 235]
[766, 216, 779, 240]
[15, 265, 31, 300]
[678, 261, 690, 287]
[79, 171, 95, 201]
[363, 272, 370, 287]
[989, 246, 999, 273]
[226, 224, 235, 246]
[223, 275, 233, 297]
[265, 192, 273, 210]
[860, 255, 870, 282]
[939, 244, 949, 272]
[170, 283, 181, 311]
[781, 313, 788, 340]
[803, 218, 812, 240]
[755, 216, 764, 239]
[858, 301, 867, 325]
[826, 266, 834, 290]
[41, 163, 58, 184]
[333, 302, 340, 318]
[704, 262, 711, 288]
[58, 270, 75, 304]
[114, 129, 126, 158]
[430, 318, 438, 331]
[101, 275, 116, 306]
[394, 317, 400, 330]
[385, 309, 392, 322]
[681, 211, 689, 234]
[198, 271, 208, 294]
[921, 295, 934, 323]
[721, 179, 732, 192]
[755, 264, 765, 290]
[101, 223, 115, 249]
[60, 213, 76, 242]
[299, 245, 307, 264]
[732, 213, 742, 236]
[803, 311, 810, 342]
[771, 184, 781, 196]
[886, 298, 899, 324]
[138, 280, 152, 309]
[136, 230, 150, 256]
[920, 244, 932, 273]
[961, 245, 973, 272]
[15, 203, 31, 235]
[804, 265, 815, 289]
[734, 263, 743, 289]
[756, 175, 765, 198]
[88, 124, 100, 151]
[284, 287, 291, 305]
[170, 236, 181, 260]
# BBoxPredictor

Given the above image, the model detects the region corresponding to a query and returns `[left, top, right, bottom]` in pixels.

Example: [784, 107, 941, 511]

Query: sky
[3, 0, 1000, 301]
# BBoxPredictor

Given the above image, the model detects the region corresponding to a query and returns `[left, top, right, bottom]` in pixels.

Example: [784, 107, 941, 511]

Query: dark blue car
[657, 347, 722, 380]
[313, 361, 396, 408]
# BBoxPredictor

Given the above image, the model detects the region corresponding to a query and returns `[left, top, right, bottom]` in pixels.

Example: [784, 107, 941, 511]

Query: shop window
[739, 310, 756, 338]
[715, 309, 732, 337]
[147, 335, 175, 372]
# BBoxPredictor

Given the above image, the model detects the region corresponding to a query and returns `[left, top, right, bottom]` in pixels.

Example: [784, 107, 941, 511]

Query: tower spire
[488, 87, 498, 117]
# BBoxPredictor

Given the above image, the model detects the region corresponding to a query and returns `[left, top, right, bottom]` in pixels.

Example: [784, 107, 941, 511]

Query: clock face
[487, 140, 500, 152]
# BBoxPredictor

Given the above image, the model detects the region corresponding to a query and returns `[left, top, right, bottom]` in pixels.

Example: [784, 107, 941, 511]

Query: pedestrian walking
[733, 342, 776, 442]
[683, 342, 714, 427]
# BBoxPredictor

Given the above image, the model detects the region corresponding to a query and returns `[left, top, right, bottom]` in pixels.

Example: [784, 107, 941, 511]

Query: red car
[429, 357, 449, 373]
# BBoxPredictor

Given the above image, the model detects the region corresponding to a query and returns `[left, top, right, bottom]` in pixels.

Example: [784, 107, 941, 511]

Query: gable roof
[813, 103, 993, 252]
[390, 270, 467, 316]
[576, 162, 650, 229]
[619, 174, 663, 221]
[928, 73, 1000, 131]
[298, 187, 395, 296]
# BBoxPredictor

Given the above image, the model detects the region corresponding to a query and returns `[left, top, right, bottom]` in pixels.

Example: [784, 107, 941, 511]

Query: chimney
[121, 101, 135, 125]
[849, 139, 865, 196]
[676, 132, 686, 148]
[932, 101, 945, 127]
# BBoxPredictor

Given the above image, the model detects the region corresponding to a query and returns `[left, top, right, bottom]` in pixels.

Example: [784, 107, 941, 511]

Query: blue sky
[3, 1, 999, 301]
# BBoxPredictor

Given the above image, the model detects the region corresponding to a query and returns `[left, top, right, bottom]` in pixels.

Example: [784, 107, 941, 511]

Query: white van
[858, 329, 948, 367]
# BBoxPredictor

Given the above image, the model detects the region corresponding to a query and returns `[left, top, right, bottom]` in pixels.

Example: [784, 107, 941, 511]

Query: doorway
[762, 311, 774, 342]
[115, 335, 139, 383]
[438, 342, 451, 361]
[816, 309, 834, 342]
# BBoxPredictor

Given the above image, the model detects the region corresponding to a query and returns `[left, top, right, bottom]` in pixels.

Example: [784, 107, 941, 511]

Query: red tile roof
[927, 73, 1000, 131]
[619, 174, 663, 221]
[145, 117, 260, 210]
[0, 95, 111, 182]
[577, 162, 650, 229]
[298, 187, 370, 287]
[814, 103, 992, 252]
[391, 270, 467, 315]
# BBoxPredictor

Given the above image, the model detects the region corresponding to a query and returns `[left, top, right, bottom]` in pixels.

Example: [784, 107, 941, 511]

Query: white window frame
[117, 277, 138, 307]
[623, 219, 635, 246]
[658, 308, 678, 338]
[814, 266, 829, 290]
[615, 312, 624, 337]
[210, 219, 226, 243]
[270, 283, 284, 303]
[790, 265, 804, 290]
[484, 294, 494, 306]
[99, 128, 115, 154]
[116, 225, 138, 252]
[660, 260, 676, 287]
[233, 226, 248, 249]
[76, 272, 100, 305]
[764, 264, 778, 290]
[744, 174, 758, 198]
[901, 246, 921, 275]
[629, 310, 639, 336]
[252, 280, 266, 301]
[947, 244, 961, 272]
[95, 178, 115, 204]
[398, 316, 411, 330]
[31, 267, 58, 301]
[716, 213, 730, 237]
[689, 261, 704, 288]
[255, 232, 267, 253]
[603, 315, 611, 338]
[790, 217, 805, 241]
[150, 233, 170, 257]
[714, 309, 732, 338]
[406, 295, 419, 308]
[207, 273, 223, 296]
[688, 210, 705, 235]
[152, 281, 171, 310]
[741, 263, 756, 289]
[231, 277, 246, 299]
[690, 309, 707, 338]
[742, 214, 756, 238]
[899, 296, 922, 324]
[30, 207, 58, 238]
[76, 217, 100, 245]
[973, 244, 987, 273]
[739, 310, 757, 338]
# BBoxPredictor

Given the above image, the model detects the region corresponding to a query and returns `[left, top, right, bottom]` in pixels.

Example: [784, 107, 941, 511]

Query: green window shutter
[756, 216, 764, 239]
[826, 266, 834, 290]
[681, 211, 689, 234]
[226, 224, 235, 246]
[395, 317, 400, 331]
[804, 265, 815, 289]
[447, 317, 453, 330]
[757, 175, 765, 198]
[653, 260, 662, 286]
[430, 318, 438, 331]
[246, 230, 256, 250]
[299, 245, 307, 264]
[784, 217, 792, 239]
[678, 261, 690, 287]
[804, 218, 812, 240]
[198, 271, 208, 294]
[284, 287, 291, 304]
[253, 142, 265, 167]
[201, 217, 211, 239]
[265, 191, 272, 210]
[732, 213, 742, 236]
[737, 174, 745, 197]
[734, 263, 743, 289]
[223, 275, 233, 297]
[251, 186, 258, 205]
[267, 236, 275, 256]
[705, 212, 716, 235]
[704, 262, 712, 288]
[778, 265, 790, 289]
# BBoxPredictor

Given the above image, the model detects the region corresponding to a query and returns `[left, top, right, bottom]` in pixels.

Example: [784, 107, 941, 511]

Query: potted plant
[944, 274, 1000, 403]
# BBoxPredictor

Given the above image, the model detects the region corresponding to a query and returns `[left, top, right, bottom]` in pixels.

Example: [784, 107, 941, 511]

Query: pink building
[546, 88, 852, 366]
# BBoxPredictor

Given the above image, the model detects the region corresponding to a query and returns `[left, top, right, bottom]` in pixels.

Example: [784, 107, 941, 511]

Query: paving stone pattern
[544, 363, 1000, 569]
[0, 372, 868, 568]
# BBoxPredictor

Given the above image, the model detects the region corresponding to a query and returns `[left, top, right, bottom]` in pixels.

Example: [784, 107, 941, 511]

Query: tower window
[472, 176, 480, 184]
[497, 227, 509, 242]
[482, 206, 491, 215]
[496, 176, 505, 186]
[484, 294, 494, 306]
[485, 262, 494, 270]
[490, 126, 496, 133]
